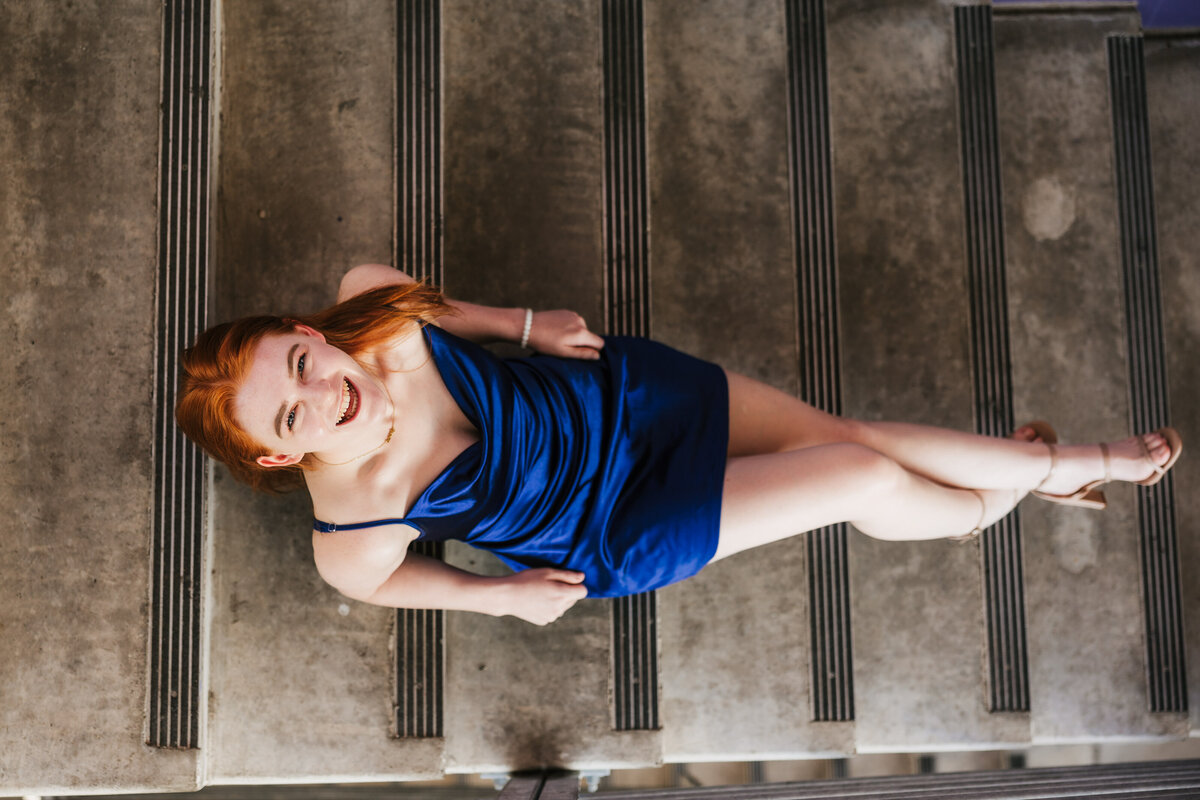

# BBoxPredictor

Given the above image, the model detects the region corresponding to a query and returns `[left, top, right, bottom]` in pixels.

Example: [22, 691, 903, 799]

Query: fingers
[501, 568, 592, 625]
[528, 310, 606, 360]
[560, 328, 604, 361]
[571, 327, 606, 349]
[555, 572, 589, 605]
[573, 331, 606, 358]
[568, 346, 602, 361]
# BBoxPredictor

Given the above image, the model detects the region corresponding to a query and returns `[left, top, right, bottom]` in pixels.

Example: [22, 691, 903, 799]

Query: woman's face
[234, 325, 392, 467]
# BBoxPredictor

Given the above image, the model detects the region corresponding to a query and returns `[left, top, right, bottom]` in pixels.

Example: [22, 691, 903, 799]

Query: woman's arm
[315, 523, 587, 625]
[338, 263, 604, 359]
[359, 553, 589, 626]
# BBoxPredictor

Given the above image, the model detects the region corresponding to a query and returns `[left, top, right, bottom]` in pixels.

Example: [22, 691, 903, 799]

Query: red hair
[176, 281, 452, 493]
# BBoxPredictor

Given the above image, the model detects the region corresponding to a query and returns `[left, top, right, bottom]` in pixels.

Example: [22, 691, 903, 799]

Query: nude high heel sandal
[1033, 442, 1109, 510]
[1018, 421, 1108, 509]
[1030, 425, 1183, 509]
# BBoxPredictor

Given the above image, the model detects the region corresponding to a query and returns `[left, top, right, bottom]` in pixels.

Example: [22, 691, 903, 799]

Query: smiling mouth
[336, 378, 360, 425]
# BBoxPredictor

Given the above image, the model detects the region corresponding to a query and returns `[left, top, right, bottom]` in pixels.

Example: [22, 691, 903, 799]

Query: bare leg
[712, 444, 1016, 562]
[726, 370, 1174, 493]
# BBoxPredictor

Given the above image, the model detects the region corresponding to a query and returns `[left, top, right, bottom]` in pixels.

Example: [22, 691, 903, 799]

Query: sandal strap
[1035, 443, 1058, 492]
[1100, 441, 1111, 483]
[951, 489, 987, 543]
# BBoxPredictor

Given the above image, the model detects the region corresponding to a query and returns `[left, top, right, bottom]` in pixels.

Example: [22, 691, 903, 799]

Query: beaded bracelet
[520, 308, 533, 349]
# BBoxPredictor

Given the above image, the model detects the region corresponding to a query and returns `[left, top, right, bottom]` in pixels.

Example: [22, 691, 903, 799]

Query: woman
[177, 263, 1182, 625]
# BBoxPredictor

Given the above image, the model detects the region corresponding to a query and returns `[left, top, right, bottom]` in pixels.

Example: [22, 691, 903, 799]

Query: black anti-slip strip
[150, 0, 211, 749]
[603, 0, 658, 731]
[398, 0, 443, 290]
[954, 4, 1030, 714]
[603, 0, 650, 339]
[498, 772, 582, 800]
[396, 542, 445, 739]
[785, 0, 853, 722]
[395, 0, 445, 738]
[1107, 34, 1187, 714]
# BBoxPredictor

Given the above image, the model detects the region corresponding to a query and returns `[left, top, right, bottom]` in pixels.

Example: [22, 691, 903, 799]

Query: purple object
[993, 0, 1200, 29]
[1139, 0, 1200, 29]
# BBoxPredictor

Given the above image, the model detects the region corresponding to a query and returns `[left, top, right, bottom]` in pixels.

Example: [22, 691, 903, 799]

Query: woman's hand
[527, 310, 605, 360]
[495, 568, 589, 625]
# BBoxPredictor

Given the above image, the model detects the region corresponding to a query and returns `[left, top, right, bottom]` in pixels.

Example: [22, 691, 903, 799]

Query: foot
[1031, 432, 1177, 497]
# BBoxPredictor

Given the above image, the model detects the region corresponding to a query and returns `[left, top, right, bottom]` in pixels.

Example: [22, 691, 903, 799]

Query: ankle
[1034, 443, 1057, 491]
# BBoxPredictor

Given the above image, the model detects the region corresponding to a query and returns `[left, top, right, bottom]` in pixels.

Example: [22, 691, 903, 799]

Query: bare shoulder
[312, 522, 421, 600]
[337, 263, 416, 304]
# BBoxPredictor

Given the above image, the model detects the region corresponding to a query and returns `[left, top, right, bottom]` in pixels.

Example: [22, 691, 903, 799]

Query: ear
[291, 323, 326, 342]
[256, 452, 305, 468]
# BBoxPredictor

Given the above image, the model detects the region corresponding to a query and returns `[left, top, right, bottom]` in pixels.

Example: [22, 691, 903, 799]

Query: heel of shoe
[1032, 485, 1107, 510]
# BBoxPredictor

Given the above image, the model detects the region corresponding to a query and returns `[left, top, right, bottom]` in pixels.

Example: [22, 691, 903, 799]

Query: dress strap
[312, 517, 409, 533]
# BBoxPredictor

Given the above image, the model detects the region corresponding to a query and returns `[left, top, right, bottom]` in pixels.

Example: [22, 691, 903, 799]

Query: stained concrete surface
[1146, 35, 1200, 737]
[440, 0, 659, 771]
[995, 10, 1185, 742]
[207, 1, 442, 782]
[443, 546, 658, 772]
[826, 0, 1028, 752]
[642, 0, 852, 760]
[212, 3, 396, 323]
[0, 0, 201, 793]
[441, 0, 605, 325]
[643, 0, 798, 388]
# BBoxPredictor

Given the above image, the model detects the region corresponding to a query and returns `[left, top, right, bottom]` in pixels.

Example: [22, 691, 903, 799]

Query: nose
[303, 375, 340, 419]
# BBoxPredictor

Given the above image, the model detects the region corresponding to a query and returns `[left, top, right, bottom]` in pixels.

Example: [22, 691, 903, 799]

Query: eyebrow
[274, 343, 301, 438]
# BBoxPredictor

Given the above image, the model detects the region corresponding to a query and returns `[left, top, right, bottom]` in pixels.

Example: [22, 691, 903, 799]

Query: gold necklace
[314, 424, 395, 467]
[313, 394, 397, 467]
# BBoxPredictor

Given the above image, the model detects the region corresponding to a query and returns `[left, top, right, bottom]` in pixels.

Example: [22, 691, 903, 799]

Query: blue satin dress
[314, 324, 729, 598]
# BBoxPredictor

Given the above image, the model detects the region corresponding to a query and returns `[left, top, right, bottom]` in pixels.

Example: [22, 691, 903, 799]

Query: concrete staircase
[2, 0, 1198, 794]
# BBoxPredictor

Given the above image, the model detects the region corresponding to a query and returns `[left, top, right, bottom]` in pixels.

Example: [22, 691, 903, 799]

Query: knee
[835, 443, 906, 499]
[836, 417, 873, 446]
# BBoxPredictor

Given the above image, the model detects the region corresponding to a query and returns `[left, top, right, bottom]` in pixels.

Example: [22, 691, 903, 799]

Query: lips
[336, 378, 360, 425]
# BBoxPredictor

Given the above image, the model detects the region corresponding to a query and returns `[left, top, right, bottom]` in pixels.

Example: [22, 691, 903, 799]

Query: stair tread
[643, 0, 853, 760]
[826, 0, 1030, 752]
[1146, 35, 1200, 738]
[994, 9, 1186, 743]
[0, 2, 203, 794]
[438, 1, 661, 772]
[206, 1, 442, 783]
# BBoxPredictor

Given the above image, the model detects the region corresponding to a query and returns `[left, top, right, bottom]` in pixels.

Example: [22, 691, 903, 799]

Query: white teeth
[337, 379, 350, 423]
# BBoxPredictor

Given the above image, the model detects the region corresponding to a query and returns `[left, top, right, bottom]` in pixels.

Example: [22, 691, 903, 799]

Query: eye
[286, 405, 297, 431]
[297, 353, 306, 378]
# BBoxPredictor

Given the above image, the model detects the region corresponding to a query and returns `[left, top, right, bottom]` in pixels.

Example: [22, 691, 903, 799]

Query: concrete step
[0, 1, 204, 794]
[643, 0, 852, 761]
[993, 5, 1188, 744]
[440, 0, 660, 773]
[1145, 31, 1200, 737]
[205, 1, 442, 783]
[825, 0, 1029, 753]
[208, 0, 660, 780]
